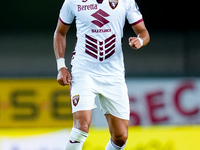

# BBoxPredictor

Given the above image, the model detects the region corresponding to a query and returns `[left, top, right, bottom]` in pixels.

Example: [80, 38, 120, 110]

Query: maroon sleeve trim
[59, 17, 71, 26]
[130, 19, 143, 26]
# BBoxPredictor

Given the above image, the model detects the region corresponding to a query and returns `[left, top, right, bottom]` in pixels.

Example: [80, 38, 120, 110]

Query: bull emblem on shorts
[72, 95, 80, 106]
[109, 0, 118, 9]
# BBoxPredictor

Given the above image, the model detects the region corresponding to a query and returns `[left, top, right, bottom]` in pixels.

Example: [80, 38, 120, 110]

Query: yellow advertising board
[0, 126, 200, 150]
[0, 78, 73, 127]
[86, 126, 200, 150]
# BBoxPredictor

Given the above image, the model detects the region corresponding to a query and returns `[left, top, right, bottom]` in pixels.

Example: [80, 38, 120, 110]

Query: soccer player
[53, 0, 149, 149]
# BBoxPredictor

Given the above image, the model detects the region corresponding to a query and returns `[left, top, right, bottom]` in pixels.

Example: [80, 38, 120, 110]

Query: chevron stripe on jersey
[85, 34, 116, 61]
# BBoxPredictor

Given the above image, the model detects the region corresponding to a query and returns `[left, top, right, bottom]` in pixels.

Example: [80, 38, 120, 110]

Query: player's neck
[96, 0, 103, 4]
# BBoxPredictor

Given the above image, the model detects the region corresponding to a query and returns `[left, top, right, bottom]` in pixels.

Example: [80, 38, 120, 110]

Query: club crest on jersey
[72, 95, 80, 106]
[109, 0, 118, 9]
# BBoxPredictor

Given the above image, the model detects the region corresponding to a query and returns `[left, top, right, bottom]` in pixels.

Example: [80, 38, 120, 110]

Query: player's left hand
[129, 37, 142, 50]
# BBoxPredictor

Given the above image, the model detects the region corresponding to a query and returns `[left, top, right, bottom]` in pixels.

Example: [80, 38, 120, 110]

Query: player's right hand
[57, 68, 71, 86]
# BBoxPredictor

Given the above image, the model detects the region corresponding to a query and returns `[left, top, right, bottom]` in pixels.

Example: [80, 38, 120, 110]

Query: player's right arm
[53, 19, 71, 86]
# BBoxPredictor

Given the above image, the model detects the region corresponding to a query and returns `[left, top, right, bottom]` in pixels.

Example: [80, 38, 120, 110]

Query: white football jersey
[59, 0, 143, 77]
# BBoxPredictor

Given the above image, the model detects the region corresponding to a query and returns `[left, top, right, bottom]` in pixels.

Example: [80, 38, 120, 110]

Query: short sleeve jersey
[59, 0, 143, 77]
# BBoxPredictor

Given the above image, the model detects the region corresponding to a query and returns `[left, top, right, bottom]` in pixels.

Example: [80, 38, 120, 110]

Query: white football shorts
[70, 73, 130, 120]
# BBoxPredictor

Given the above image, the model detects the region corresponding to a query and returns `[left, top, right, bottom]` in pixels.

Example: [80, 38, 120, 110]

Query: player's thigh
[100, 77, 130, 120]
[73, 110, 92, 133]
[71, 74, 97, 113]
[105, 114, 129, 140]
[71, 74, 96, 133]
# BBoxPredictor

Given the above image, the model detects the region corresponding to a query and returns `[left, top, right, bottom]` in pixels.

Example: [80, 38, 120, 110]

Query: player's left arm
[129, 21, 150, 49]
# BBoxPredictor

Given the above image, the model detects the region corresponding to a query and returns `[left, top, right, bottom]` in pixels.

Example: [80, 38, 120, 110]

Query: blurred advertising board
[0, 79, 72, 127]
[0, 78, 200, 127]
[127, 78, 200, 126]
[0, 126, 200, 150]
